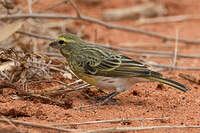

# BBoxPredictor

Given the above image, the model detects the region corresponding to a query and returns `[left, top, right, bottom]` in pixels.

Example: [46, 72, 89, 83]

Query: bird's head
[49, 33, 84, 57]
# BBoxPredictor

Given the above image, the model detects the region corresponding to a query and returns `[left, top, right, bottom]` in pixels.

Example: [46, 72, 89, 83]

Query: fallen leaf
[0, 20, 23, 42]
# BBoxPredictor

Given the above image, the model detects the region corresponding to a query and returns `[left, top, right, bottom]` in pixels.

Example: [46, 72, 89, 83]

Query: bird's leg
[94, 91, 120, 105]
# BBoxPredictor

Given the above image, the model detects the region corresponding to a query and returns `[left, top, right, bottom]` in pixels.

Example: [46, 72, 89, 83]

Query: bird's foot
[91, 99, 118, 105]
[93, 95, 113, 100]
[92, 91, 120, 106]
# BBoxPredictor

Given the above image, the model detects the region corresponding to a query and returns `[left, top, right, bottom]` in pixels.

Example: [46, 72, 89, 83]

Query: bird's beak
[49, 41, 60, 49]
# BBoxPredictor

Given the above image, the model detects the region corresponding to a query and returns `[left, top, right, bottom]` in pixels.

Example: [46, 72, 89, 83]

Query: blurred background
[0, 0, 200, 132]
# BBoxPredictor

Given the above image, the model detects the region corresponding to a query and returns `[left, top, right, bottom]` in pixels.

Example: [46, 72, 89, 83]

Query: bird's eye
[58, 40, 64, 44]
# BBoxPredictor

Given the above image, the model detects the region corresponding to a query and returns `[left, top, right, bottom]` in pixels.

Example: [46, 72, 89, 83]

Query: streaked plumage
[49, 33, 191, 105]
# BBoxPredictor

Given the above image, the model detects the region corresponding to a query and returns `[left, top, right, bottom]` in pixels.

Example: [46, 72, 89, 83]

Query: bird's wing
[80, 48, 162, 77]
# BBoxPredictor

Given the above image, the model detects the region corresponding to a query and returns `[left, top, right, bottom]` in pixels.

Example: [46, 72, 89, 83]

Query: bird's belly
[78, 74, 149, 90]
[94, 76, 133, 90]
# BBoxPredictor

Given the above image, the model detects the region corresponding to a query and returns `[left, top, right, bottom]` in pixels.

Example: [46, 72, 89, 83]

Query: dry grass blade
[0, 20, 23, 42]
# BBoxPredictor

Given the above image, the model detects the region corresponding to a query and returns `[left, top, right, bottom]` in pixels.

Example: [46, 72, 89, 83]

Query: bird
[49, 33, 191, 105]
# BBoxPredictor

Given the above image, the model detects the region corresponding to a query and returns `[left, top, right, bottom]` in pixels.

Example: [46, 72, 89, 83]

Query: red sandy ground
[0, 0, 200, 132]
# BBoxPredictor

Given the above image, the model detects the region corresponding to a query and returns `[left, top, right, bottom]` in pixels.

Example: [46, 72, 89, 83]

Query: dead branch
[1, 14, 200, 44]
[16, 30, 200, 59]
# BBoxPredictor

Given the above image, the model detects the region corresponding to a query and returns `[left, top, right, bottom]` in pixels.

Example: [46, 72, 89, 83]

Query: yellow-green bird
[49, 33, 191, 105]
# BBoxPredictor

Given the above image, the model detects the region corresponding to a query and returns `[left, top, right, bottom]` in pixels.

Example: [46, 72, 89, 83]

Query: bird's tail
[146, 76, 191, 92]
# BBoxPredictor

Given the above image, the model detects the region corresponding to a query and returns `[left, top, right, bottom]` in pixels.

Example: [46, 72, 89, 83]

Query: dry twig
[85, 125, 200, 133]
[0, 119, 83, 132]
[23, 93, 67, 107]
[103, 2, 167, 21]
[68, 0, 81, 18]
[1, 14, 200, 44]
[38, 0, 68, 13]
[16, 30, 53, 41]
[47, 83, 90, 96]
[137, 15, 200, 25]
[179, 73, 200, 84]
[1, 115, 23, 133]
[0, 118, 199, 133]
[51, 117, 166, 127]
